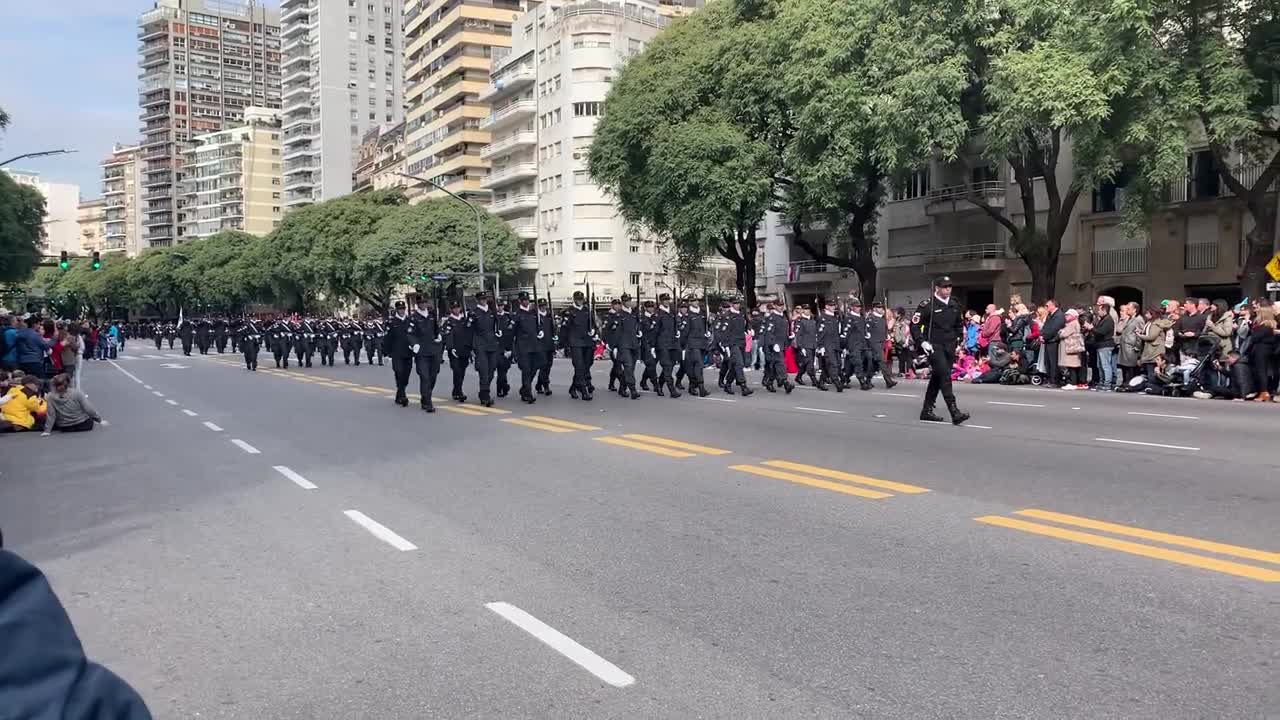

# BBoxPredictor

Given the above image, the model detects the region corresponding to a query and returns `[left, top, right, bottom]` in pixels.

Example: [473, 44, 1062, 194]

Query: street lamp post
[397, 172, 485, 292]
[0, 149, 77, 168]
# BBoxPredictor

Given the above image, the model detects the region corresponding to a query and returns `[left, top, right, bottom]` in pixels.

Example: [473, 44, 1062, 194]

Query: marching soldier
[229, 318, 241, 354]
[560, 290, 596, 401]
[364, 316, 385, 366]
[842, 296, 870, 390]
[761, 301, 794, 393]
[384, 300, 413, 407]
[407, 296, 443, 413]
[195, 318, 211, 355]
[178, 316, 195, 356]
[153, 321, 164, 350]
[315, 317, 338, 367]
[269, 315, 292, 369]
[865, 301, 897, 388]
[339, 319, 357, 365]
[214, 317, 229, 353]
[680, 296, 712, 397]
[495, 302, 515, 398]
[717, 296, 752, 395]
[792, 306, 818, 386]
[606, 294, 641, 399]
[604, 299, 623, 393]
[654, 294, 681, 397]
[912, 276, 969, 424]
[816, 298, 844, 391]
[467, 291, 500, 407]
[164, 321, 177, 349]
[295, 317, 316, 368]
[673, 301, 690, 390]
[534, 298, 556, 396]
[443, 300, 472, 402]
[239, 316, 263, 371]
[638, 300, 659, 391]
[512, 292, 541, 403]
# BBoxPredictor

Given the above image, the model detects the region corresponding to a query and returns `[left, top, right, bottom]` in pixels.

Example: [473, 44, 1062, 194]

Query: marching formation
[140, 316, 387, 372]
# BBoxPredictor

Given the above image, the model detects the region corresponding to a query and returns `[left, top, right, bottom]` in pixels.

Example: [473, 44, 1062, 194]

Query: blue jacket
[0, 550, 153, 719]
[2, 327, 16, 364]
[13, 327, 51, 365]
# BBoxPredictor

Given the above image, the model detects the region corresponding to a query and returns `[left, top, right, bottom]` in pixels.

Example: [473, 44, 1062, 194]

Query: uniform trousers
[415, 354, 440, 405]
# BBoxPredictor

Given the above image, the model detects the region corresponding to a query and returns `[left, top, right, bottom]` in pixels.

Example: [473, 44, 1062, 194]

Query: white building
[281, 0, 406, 209]
[482, 0, 698, 299]
[3, 170, 80, 256]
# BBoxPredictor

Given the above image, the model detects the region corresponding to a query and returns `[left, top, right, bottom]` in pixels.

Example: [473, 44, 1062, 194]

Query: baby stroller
[1146, 337, 1219, 397]
[1026, 340, 1051, 386]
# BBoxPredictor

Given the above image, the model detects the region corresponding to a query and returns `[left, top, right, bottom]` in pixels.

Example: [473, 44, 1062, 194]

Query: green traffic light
[92, 261, 102, 270]
[59, 261, 69, 270]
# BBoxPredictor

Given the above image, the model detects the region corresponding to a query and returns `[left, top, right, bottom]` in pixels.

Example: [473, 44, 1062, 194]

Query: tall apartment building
[2, 170, 80, 256]
[137, 0, 281, 249]
[353, 121, 408, 193]
[482, 0, 679, 297]
[180, 107, 284, 239]
[401, 0, 526, 204]
[100, 144, 145, 257]
[78, 198, 108, 256]
[280, 0, 406, 209]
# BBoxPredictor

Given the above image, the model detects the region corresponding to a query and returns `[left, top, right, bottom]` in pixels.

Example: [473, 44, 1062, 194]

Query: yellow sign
[1267, 253, 1280, 282]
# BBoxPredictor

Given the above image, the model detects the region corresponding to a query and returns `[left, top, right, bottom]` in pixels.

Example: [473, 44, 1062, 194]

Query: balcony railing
[479, 100, 535, 129]
[1167, 163, 1280, 202]
[927, 180, 1005, 203]
[926, 242, 1006, 262]
[1184, 241, 1218, 270]
[1092, 247, 1147, 276]
[479, 131, 536, 159]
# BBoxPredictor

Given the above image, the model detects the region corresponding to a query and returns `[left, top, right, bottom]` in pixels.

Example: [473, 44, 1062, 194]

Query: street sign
[430, 273, 450, 281]
[1266, 253, 1280, 282]
[1266, 282, 1280, 292]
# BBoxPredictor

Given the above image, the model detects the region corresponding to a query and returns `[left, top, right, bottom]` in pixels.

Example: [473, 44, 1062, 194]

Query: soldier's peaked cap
[572, 290, 586, 300]
[934, 275, 953, 287]
[517, 291, 530, 300]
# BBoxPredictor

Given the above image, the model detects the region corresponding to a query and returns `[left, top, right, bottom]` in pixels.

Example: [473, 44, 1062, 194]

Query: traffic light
[91, 251, 101, 270]
[59, 251, 69, 270]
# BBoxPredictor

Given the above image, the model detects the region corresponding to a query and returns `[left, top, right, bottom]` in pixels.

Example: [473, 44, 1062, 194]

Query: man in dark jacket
[383, 301, 414, 407]
[407, 296, 443, 412]
[0, 537, 153, 719]
[1039, 299, 1065, 387]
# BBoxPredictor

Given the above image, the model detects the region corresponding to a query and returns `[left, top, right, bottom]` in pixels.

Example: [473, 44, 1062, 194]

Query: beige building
[78, 198, 108, 255]
[401, 0, 526, 204]
[100, 144, 145, 257]
[137, 0, 281, 248]
[762, 146, 1280, 311]
[353, 121, 408, 193]
[180, 107, 284, 239]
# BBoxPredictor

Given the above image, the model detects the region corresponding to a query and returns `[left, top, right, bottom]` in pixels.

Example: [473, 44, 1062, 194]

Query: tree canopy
[0, 171, 45, 283]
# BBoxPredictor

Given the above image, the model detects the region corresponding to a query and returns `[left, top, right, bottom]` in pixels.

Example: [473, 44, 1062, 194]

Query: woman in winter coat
[1247, 306, 1277, 402]
[1139, 307, 1173, 382]
[1057, 309, 1087, 388]
[1204, 300, 1234, 361]
[1115, 302, 1145, 385]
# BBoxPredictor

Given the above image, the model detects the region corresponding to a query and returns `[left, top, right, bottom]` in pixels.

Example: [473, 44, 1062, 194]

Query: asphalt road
[2, 346, 1276, 719]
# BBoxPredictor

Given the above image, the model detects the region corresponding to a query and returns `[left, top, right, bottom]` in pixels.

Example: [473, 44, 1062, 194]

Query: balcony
[1167, 163, 1280, 203]
[778, 260, 841, 284]
[925, 180, 1005, 215]
[490, 193, 538, 216]
[480, 66, 537, 103]
[1093, 247, 1147, 276]
[511, 223, 537, 240]
[1185, 241, 1218, 270]
[479, 131, 536, 160]
[480, 100, 536, 131]
[481, 162, 538, 189]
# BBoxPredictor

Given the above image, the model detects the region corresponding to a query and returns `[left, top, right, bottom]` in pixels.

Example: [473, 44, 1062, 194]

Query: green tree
[1152, 0, 1280, 297]
[0, 170, 45, 283]
[171, 230, 256, 310]
[358, 198, 519, 311]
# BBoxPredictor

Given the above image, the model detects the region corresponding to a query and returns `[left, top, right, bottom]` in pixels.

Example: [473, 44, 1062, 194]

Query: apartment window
[553, 74, 562, 92]
[271, 148, 280, 155]
[628, 38, 642, 55]
[629, 272, 641, 285]
[272, 191, 281, 199]
[573, 102, 603, 118]
[272, 178, 281, 185]
[1187, 150, 1221, 200]
[629, 242, 641, 253]
[271, 162, 280, 169]
[553, 41, 561, 58]
[574, 203, 612, 218]
[272, 206, 281, 213]
[576, 239, 611, 252]
[553, 141, 562, 157]
[573, 170, 591, 185]
[892, 169, 929, 201]
[555, 174, 563, 189]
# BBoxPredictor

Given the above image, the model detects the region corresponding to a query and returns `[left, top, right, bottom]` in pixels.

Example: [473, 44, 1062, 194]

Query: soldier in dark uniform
[680, 296, 712, 397]
[229, 318, 241, 354]
[214, 317, 229, 353]
[407, 296, 443, 413]
[153, 321, 164, 350]
[443, 300, 472, 402]
[467, 291, 500, 407]
[339, 319, 357, 365]
[383, 301, 413, 407]
[638, 301, 659, 391]
[716, 296, 752, 395]
[842, 296, 870, 390]
[268, 316, 291, 368]
[761, 301, 794, 393]
[654, 294, 682, 397]
[560, 290, 596, 401]
[604, 299, 623, 393]
[911, 276, 970, 425]
[816, 298, 845, 391]
[534, 298, 556, 395]
[315, 317, 338, 367]
[673, 301, 689, 390]
[164, 322, 177, 349]
[792, 306, 818, 386]
[177, 317, 195, 356]
[865, 301, 897, 388]
[512, 292, 541, 403]
[239, 316, 262, 371]
[297, 317, 317, 368]
[194, 318, 210, 355]
[606, 294, 641, 399]
[495, 301, 515, 398]
[364, 317, 384, 366]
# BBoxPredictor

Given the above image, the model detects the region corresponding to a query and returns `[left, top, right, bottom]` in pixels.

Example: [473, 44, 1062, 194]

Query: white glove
[434, 336, 442, 344]
[772, 344, 780, 353]
[412, 344, 421, 354]
[681, 349, 687, 360]
[505, 351, 513, 360]
[920, 341, 933, 354]
[537, 330, 545, 339]
[650, 348, 657, 359]
[817, 347, 826, 356]
[449, 349, 457, 358]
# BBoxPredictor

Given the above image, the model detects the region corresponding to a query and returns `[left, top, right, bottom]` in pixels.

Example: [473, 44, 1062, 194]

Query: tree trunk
[1026, 250, 1056, 305]
[1240, 205, 1277, 299]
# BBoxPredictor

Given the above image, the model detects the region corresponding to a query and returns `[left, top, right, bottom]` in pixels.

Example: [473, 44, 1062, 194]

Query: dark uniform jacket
[683, 312, 711, 351]
[911, 294, 965, 349]
[608, 310, 641, 350]
[513, 305, 541, 354]
[468, 306, 500, 352]
[640, 312, 658, 355]
[443, 313, 472, 357]
[655, 308, 679, 351]
[383, 314, 414, 358]
[816, 311, 842, 352]
[843, 313, 869, 353]
[407, 309, 443, 357]
[717, 310, 747, 350]
[535, 311, 556, 352]
[792, 316, 816, 350]
[560, 305, 595, 348]
[867, 312, 889, 347]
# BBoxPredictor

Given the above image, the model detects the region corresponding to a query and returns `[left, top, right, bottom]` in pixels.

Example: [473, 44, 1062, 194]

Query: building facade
[78, 198, 108, 256]
[401, 0, 526, 205]
[280, 0, 405, 209]
[3, 170, 80, 257]
[482, 0, 700, 298]
[100, 144, 145, 257]
[180, 107, 284, 239]
[137, 0, 281, 249]
[353, 121, 407, 193]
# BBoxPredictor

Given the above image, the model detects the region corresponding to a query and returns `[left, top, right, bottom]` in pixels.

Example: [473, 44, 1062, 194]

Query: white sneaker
[1192, 391, 1212, 399]
[1061, 385, 1077, 390]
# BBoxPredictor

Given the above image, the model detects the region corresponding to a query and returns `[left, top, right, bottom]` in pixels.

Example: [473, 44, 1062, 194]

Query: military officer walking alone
[407, 296, 443, 413]
[911, 276, 970, 425]
[384, 301, 414, 407]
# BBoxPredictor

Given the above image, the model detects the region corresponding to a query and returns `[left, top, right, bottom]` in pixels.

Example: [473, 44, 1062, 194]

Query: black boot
[422, 402, 435, 413]
[738, 383, 753, 396]
[860, 380, 872, 391]
[655, 383, 665, 396]
[947, 401, 971, 426]
[569, 385, 579, 399]
[667, 380, 681, 398]
[920, 405, 944, 422]
[783, 380, 794, 394]
[764, 380, 776, 393]
[629, 386, 640, 400]
[581, 389, 593, 401]
[675, 380, 685, 390]
[696, 384, 709, 397]
[795, 375, 807, 386]
[640, 379, 650, 391]
[816, 382, 829, 391]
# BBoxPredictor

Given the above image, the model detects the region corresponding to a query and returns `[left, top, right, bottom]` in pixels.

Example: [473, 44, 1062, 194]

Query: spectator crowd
[0, 311, 112, 434]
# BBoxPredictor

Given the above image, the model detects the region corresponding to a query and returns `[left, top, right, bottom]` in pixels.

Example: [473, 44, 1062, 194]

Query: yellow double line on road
[729, 460, 930, 500]
[595, 433, 730, 459]
[502, 415, 601, 433]
[976, 509, 1280, 582]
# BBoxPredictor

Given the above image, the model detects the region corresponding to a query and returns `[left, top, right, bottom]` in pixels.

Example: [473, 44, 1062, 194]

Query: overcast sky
[0, 1, 278, 200]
